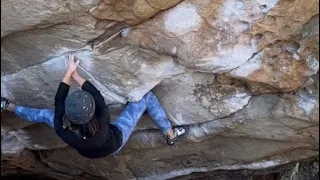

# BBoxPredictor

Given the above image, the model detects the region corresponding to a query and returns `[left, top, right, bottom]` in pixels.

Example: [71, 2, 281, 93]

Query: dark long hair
[63, 115, 101, 138]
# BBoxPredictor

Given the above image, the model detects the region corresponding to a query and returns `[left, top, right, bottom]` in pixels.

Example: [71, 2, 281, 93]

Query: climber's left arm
[53, 60, 86, 147]
[54, 54, 79, 128]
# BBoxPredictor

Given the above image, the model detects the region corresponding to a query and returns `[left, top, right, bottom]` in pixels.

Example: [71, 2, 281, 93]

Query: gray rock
[1, 111, 33, 131]
[1, 0, 100, 37]
[1, 52, 125, 109]
[278, 160, 319, 180]
[1, 15, 108, 74]
[1, 134, 25, 156]
[153, 73, 252, 124]
[220, 94, 319, 143]
[12, 124, 65, 149]
[123, 135, 317, 179]
[77, 39, 176, 102]
[39, 147, 136, 180]
[0, 0, 319, 179]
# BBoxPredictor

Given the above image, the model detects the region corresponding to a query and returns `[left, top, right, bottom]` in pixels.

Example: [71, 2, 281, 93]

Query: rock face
[91, 0, 182, 25]
[153, 73, 252, 124]
[123, 0, 319, 91]
[229, 40, 318, 93]
[1, 0, 100, 37]
[172, 159, 319, 180]
[1, 0, 319, 179]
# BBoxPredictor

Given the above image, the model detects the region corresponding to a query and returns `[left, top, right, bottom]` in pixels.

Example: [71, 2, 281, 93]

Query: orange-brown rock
[91, 0, 182, 25]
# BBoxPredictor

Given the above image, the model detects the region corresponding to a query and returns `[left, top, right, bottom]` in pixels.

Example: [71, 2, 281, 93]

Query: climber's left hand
[67, 54, 80, 73]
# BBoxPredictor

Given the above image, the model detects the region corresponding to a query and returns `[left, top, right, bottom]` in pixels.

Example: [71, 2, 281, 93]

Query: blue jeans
[111, 91, 172, 154]
[14, 106, 55, 127]
[14, 91, 172, 153]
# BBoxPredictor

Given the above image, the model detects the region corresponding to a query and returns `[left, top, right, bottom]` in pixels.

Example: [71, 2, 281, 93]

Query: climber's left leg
[111, 91, 188, 155]
[144, 91, 189, 146]
[111, 93, 151, 149]
[1, 97, 55, 127]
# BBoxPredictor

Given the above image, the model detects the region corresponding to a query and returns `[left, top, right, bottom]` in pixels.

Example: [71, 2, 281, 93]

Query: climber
[1, 54, 188, 158]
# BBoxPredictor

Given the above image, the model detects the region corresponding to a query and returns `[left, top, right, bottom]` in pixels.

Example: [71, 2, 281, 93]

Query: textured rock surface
[1, 0, 319, 179]
[3, 151, 316, 180]
[278, 160, 319, 180]
[123, 0, 280, 72]
[173, 159, 319, 180]
[78, 38, 176, 101]
[91, 0, 182, 25]
[1, 15, 113, 74]
[1, 0, 100, 37]
[153, 73, 252, 124]
[229, 41, 318, 93]
[123, 0, 319, 91]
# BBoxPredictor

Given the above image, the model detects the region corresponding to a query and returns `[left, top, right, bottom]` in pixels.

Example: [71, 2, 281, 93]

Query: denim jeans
[15, 106, 55, 127]
[14, 91, 172, 154]
[111, 91, 172, 154]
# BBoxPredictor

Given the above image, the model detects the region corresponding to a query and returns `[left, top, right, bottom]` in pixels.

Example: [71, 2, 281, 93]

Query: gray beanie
[64, 91, 95, 125]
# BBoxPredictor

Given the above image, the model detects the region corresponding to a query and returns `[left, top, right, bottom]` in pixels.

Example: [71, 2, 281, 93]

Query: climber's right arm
[54, 72, 71, 129]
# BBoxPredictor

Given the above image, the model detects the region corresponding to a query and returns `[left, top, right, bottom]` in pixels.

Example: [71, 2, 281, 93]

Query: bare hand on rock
[67, 54, 80, 74]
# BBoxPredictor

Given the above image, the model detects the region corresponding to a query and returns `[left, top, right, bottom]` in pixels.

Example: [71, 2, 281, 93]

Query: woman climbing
[1, 54, 188, 158]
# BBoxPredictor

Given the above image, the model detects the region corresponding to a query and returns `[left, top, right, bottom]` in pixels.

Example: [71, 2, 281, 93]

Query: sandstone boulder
[91, 0, 182, 25]
[1, 15, 112, 74]
[252, 0, 319, 48]
[228, 41, 319, 93]
[123, 0, 280, 73]
[1, 52, 125, 109]
[78, 38, 176, 101]
[1, 0, 319, 179]
[123, 0, 319, 92]
[153, 73, 252, 124]
[1, 0, 100, 37]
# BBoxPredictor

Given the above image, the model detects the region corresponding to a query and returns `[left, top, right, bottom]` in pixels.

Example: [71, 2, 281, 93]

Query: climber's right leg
[1, 97, 55, 127]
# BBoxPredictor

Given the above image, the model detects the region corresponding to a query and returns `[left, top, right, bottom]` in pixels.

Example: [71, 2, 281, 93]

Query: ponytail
[63, 115, 101, 138]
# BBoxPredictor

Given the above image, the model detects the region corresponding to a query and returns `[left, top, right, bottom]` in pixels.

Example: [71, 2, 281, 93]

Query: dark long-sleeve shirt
[54, 81, 122, 158]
